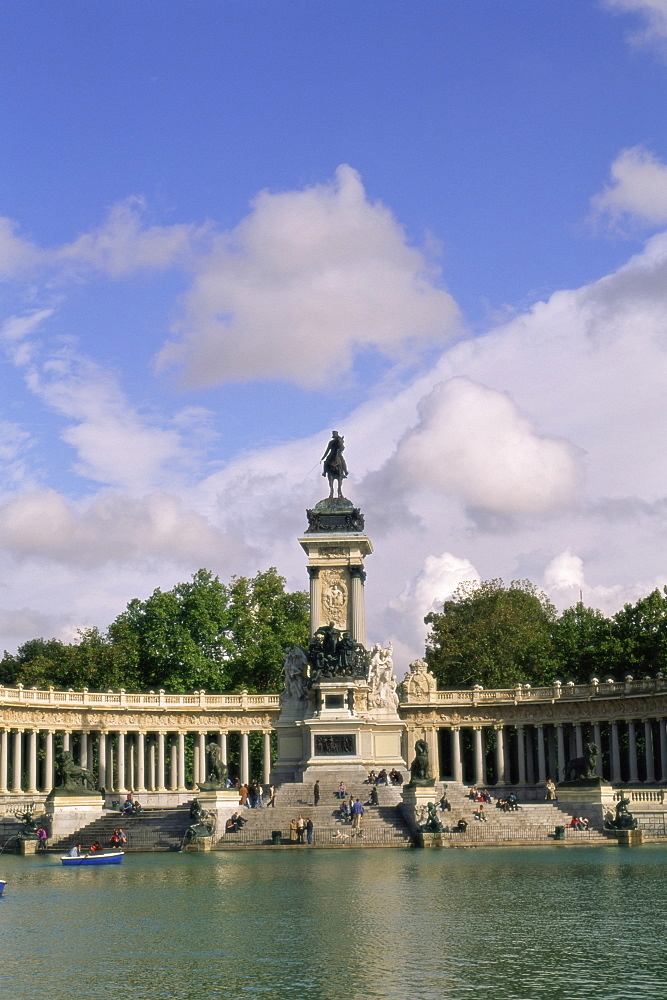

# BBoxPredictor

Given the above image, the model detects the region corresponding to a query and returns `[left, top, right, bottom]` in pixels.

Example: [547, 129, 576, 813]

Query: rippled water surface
[1, 845, 664, 1000]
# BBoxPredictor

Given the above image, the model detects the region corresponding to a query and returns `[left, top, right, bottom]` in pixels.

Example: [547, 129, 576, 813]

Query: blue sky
[2, 0, 667, 666]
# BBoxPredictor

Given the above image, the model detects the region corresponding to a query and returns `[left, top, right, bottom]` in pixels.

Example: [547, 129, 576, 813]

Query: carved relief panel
[320, 568, 348, 629]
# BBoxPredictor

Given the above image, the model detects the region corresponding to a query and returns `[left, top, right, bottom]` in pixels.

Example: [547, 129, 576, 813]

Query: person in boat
[67, 844, 81, 857]
[89, 841, 102, 853]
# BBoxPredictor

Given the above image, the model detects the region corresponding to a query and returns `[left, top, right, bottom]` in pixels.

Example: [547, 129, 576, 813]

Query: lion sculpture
[562, 742, 598, 782]
[408, 739, 431, 786]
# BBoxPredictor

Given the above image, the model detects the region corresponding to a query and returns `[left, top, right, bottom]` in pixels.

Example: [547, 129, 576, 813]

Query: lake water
[0, 845, 664, 1000]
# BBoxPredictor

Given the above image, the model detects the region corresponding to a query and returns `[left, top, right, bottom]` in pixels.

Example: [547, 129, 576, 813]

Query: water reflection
[0, 846, 664, 1000]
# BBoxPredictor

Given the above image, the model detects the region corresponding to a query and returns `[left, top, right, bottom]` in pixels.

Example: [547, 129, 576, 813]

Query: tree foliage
[424, 580, 667, 689]
[425, 579, 558, 689]
[0, 567, 309, 694]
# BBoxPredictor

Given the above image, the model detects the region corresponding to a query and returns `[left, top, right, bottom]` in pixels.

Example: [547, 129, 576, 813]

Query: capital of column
[348, 565, 367, 583]
[306, 566, 319, 579]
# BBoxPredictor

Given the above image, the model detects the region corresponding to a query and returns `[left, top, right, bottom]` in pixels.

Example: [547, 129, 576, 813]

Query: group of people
[121, 793, 143, 815]
[337, 797, 365, 835]
[290, 815, 314, 844]
[569, 816, 590, 830]
[225, 812, 247, 834]
[468, 786, 492, 803]
[238, 782, 276, 808]
[109, 828, 126, 847]
[496, 793, 520, 812]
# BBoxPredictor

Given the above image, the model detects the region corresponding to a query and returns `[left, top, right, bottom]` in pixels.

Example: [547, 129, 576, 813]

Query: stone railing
[614, 789, 666, 805]
[0, 685, 280, 712]
[411, 675, 666, 706]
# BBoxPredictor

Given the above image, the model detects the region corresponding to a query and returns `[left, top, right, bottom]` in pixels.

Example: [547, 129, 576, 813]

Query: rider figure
[321, 431, 348, 498]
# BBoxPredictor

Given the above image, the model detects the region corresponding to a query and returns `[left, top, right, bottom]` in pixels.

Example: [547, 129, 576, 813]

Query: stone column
[128, 739, 135, 791]
[0, 728, 8, 794]
[610, 722, 622, 783]
[494, 726, 506, 784]
[349, 565, 367, 647]
[592, 723, 603, 777]
[627, 721, 639, 782]
[240, 732, 250, 785]
[547, 727, 557, 781]
[79, 731, 88, 769]
[536, 725, 546, 784]
[516, 725, 526, 785]
[169, 739, 178, 791]
[660, 719, 667, 784]
[136, 731, 146, 792]
[307, 567, 320, 637]
[555, 724, 566, 782]
[643, 720, 655, 783]
[450, 728, 463, 782]
[473, 727, 485, 785]
[98, 732, 107, 791]
[575, 724, 584, 757]
[197, 732, 206, 785]
[157, 732, 166, 791]
[43, 730, 54, 793]
[149, 739, 156, 792]
[27, 729, 38, 794]
[11, 729, 23, 793]
[177, 733, 186, 790]
[62, 731, 71, 753]
[217, 731, 228, 765]
[262, 732, 272, 784]
[117, 731, 126, 793]
[525, 728, 535, 785]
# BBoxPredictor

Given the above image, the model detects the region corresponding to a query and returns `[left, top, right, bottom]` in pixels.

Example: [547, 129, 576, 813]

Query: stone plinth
[196, 789, 240, 834]
[44, 793, 104, 841]
[555, 780, 616, 827]
[19, 838, 38, 855]
[399, 783, 437, 845]
[616, 829, 644, 846]
[182, 835, 215, 852]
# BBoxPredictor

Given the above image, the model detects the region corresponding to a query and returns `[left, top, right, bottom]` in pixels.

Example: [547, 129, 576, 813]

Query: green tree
[610, 587, 667, 676]
[551, 603, 615, 683]
[108, 567, 308, 693]
[424, 579, 558, 689]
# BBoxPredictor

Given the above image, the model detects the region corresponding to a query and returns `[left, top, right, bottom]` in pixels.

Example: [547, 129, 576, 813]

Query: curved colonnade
[1, 675, 667, 801]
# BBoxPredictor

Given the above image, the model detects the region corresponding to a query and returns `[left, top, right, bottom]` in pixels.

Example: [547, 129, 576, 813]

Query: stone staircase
[215, 776, 413, 848]
[50, 806, 192, 853]
[423, 782, 617, 845]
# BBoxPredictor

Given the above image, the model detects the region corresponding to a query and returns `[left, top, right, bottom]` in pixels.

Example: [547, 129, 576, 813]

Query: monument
[272, 433, 406, 782]
[44, 749, 105, 841]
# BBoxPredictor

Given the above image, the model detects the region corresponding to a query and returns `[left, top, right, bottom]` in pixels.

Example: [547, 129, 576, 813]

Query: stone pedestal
[44, 792, 104, 842]
[555, 780, 617, 827]
[19, 838, 38, 855]
[182, 835, 216, 852]
[195, 789, 240, 835]
[616, 829, 644, 846]
[399, 783, 437, 844]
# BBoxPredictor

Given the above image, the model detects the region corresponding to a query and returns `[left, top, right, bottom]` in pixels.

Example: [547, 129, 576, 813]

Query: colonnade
[0, 726, 274, 795]
[433, 717, 667, 785]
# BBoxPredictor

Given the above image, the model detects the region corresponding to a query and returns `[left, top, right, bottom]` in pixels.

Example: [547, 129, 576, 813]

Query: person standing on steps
[306, 817, 314, 845]
[314, 780, 320, 806]
[268, 784, 276, 808]
[351, 797, 364, 835]
[296, 814, 306, 843]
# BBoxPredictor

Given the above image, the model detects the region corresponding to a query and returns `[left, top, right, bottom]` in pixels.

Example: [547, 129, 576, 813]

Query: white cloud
[156, 165, 460, 388]
[386, 377, 580, 515]
[55, 197, 212, 277]
[604, 0, 667, 53]
[544, 549, 585, 591]
[0, 219, 41, 278]
[0, 489, 244, 569]
[591, 146, 667, 229]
